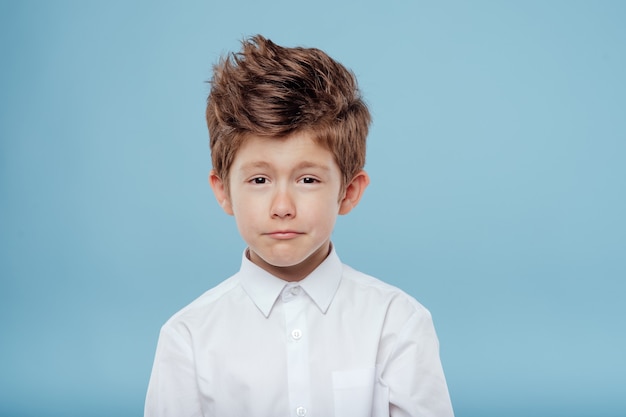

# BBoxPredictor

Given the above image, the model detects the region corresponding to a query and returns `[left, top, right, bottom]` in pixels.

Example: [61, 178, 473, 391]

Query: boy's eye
[251, 177, 267, 184]
[301, 177, 318, 184]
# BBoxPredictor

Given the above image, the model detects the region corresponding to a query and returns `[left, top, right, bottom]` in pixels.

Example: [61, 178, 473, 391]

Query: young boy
[145, 35, 454, 417]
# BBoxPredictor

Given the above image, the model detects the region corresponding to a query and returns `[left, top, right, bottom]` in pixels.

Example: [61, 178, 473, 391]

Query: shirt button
[296, 406, 307, 416]
[291, 329, 302, 340]
[290, 286, 301, 296]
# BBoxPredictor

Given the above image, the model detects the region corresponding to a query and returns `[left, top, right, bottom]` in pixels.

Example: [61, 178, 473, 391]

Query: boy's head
[206, 35, 371, 192]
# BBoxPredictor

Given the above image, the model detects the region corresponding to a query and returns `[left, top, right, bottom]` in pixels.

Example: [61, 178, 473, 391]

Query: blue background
[1, 1, 625, 416]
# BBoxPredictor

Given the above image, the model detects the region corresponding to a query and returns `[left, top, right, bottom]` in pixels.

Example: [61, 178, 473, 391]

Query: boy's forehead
[233, 133, 334, 164]
[225, 135, 342, 181]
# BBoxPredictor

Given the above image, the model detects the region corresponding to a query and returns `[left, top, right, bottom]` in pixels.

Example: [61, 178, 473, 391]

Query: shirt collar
[238, 245, 343, 318]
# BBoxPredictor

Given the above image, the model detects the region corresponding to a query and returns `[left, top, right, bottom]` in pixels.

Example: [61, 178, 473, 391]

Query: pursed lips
[265, 231, 303, 239]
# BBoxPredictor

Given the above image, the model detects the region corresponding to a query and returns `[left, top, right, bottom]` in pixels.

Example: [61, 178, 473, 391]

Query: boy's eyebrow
[294, 161, 332, 171]
[238, 161, 332, 172]
[238, 161, 272, 171]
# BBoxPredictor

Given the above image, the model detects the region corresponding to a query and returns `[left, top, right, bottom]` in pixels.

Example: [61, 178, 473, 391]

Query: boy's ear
[339, 170, 370, 215]
[209, 170, 234, 215]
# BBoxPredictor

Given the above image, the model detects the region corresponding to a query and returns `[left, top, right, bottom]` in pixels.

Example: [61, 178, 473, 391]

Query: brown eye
[302, 177, 318, 184]
[251, 177, 266, 184]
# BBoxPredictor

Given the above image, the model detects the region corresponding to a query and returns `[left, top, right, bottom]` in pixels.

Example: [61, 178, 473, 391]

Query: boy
[145, 35, 454, 417]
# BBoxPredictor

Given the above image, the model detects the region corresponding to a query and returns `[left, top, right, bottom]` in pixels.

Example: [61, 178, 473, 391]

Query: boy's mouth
[266, 231, 303, 239]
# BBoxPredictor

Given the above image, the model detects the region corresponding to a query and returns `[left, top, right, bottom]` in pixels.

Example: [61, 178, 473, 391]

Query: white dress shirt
[145, 247, 454, 417]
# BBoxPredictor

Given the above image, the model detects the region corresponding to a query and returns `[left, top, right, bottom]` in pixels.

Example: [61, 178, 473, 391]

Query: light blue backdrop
[1, 1, 624, 416]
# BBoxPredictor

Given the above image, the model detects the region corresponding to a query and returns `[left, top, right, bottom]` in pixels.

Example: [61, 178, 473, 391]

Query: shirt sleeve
[144, 323, 204, 417]
[381, 306, 455, 417]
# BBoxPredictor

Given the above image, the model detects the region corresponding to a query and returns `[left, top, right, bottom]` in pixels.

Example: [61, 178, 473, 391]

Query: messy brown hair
[206, 35, 371, 191]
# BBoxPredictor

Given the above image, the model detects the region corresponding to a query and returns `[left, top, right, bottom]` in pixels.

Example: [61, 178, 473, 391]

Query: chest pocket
[333, 367, 383, 417]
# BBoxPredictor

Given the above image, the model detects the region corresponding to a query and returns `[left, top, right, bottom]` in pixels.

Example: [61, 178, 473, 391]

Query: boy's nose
[271, 188, 295, 218]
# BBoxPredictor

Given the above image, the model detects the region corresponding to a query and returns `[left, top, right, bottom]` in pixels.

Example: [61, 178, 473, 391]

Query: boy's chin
[253, 253, 309, 270]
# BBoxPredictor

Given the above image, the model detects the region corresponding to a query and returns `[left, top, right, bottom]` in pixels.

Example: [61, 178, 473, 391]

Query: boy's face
[210, 131, 368, 281]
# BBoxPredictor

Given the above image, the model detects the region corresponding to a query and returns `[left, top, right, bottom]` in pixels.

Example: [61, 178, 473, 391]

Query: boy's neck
[247, 241, 332, 282]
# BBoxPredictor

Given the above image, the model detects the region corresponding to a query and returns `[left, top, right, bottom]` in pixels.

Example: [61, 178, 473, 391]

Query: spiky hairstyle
[206, 35, 371, 189]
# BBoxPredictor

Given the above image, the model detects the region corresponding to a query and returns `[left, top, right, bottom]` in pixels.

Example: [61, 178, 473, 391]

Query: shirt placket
[282, 285, 311, 417]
